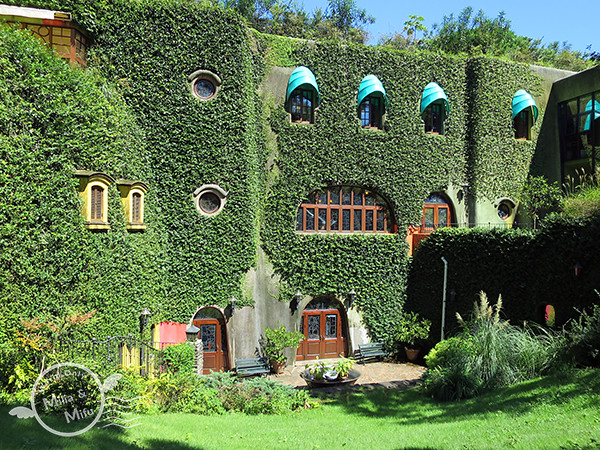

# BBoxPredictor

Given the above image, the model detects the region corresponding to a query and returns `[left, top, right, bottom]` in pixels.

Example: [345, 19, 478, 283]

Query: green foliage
[520, 175, 561, 228]
[396, 311, 431, 348]
[263, 326, 303, 361]
[157, 343, 195, 374]
[149, 371, 311, 414]
[407, 215, 600, 336]
[421, 7, 595, 71]
[565, 301, 600, 367]
[422, 292, 561, 401]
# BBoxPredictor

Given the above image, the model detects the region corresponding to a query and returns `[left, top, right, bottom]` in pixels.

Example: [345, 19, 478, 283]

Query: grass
[3, 368, 600, 449]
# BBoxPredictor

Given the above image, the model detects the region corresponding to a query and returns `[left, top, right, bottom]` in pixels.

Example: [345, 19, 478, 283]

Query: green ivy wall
[1, 0, 560, 351]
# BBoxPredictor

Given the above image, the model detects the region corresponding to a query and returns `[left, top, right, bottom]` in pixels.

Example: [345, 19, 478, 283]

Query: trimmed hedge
[407, 216, 600, 341]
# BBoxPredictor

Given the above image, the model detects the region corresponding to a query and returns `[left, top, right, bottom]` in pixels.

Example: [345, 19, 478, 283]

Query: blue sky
[299, 0, 597, 54]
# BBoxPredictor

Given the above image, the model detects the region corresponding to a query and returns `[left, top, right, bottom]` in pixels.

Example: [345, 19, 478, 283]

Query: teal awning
[357, 74, 388, 108]
[420, 82, 449, 115]
[584, 100, 600, 131]
[511, 90, 538, 121]
[286, 66, 320, 105]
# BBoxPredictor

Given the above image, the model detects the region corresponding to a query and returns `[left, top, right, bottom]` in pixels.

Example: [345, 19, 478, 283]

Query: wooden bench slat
[358, 343, 388, 365]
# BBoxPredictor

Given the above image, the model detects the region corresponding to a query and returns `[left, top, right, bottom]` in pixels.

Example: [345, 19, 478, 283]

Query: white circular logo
[30, 362, 105, 437]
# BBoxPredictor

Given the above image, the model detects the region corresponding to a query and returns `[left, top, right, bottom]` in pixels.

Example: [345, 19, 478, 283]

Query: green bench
[357, 343, 388, 365]
[235, 357, 271, 376]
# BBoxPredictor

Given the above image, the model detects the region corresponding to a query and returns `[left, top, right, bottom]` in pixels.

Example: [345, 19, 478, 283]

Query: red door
[297, 309, 346, 361]
[193, 317, 229, 374]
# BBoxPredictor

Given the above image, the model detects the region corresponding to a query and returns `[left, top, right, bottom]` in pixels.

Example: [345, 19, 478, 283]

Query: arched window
[75, 171, 113, 231]
[296, 187, 393, 233]
[512, 90, 538, 140]
[117, 180, 148, 231]
[286, 66, 320, 124]
[421, 82, 449, 135]
[421, 193, 452, 232]
[357, 75, 388, 129]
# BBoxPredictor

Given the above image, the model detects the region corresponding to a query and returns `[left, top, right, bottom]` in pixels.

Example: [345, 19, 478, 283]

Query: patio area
[267, 360, 427, 391]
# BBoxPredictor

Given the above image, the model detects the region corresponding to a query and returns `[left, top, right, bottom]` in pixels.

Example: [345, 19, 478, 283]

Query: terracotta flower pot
[404, 346, 420, 362]
[270, 359, 287, 374]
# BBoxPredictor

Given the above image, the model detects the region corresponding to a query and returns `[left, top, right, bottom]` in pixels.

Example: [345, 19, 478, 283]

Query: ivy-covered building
[1, 1, 598, 372]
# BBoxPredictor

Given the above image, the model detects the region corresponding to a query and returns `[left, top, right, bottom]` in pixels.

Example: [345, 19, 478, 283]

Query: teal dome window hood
[286, 66, 320, 105]
[584, 100, 600, 131]
[357, 75, 388, 108]
[420, 82, 449, 115]
[511, 90, 538, 121]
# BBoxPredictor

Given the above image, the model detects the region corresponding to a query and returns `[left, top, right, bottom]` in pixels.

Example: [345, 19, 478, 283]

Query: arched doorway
[296, 297, 348, 361]
[192, 307, 230, 374]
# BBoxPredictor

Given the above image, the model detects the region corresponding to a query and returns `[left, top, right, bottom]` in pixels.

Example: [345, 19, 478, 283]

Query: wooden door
[297, 309, 346, 361]
[193, 317, 229, 374]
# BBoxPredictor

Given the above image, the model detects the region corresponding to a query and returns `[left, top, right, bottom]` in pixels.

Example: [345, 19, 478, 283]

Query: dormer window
[286, 66, 320, 124]
[117, 180, 149, 231]
[421, 82, 449, 135]
[357, 75, 388, 130]
[74, 171, 114, 231]
[512, 90, 538, 140]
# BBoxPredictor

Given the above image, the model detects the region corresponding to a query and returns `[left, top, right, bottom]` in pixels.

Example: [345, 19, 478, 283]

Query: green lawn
[3, 369, 600, 449]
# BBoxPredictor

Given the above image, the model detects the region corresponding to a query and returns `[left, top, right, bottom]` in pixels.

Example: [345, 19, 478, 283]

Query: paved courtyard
[267, 360, 427, 391]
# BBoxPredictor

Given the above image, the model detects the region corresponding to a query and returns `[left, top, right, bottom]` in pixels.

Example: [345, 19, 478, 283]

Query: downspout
[441, 256, 448, 341]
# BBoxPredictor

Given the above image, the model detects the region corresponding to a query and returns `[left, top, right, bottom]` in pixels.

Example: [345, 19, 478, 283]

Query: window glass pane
[360, 100, 370, 127]
[325, 314, 337, 338]
[365, 210, 374, 231]
[353, 189, 363, 206]
[330, 209, 339, 231]
[438, 207, 448, 228]
[376, 209, 385, 231]
[302, 90, 312, 122]
[306, 208, 315, 231]
[296, 208, 303, 231]
[342, 209, 351, 231]
[308, 315, 320, 339]
[317, 191, 327, 204]
[329, 189, 340, 205]
[200, 192, 220, 213]
[342, 188, 352, 205]
[291, 94, 302, 121]
[364, 191, 375, 206]
[354, 210, 362, 231]
[200, 324, 217, 351]
[424, 207, 434, 229]
[318, 209, 327, 231]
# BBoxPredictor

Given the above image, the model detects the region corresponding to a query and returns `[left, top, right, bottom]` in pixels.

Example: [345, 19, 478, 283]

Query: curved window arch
[421, 193, 453, 231]
[286, 66, 320, 124]
[357, 75, 388, 129]
[512, 90, 538, 140]
[296, 186, 393, 233]
[421, 82, 449, 135]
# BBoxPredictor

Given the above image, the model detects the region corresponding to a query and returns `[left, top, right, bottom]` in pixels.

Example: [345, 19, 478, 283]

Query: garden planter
[405, 347, 421, 362]
[270, 359, 287, 374]
[300, 369, 361, 388]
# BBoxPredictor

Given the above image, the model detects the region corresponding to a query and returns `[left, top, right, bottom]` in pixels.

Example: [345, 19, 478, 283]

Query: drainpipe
[441, 257, 448, 341]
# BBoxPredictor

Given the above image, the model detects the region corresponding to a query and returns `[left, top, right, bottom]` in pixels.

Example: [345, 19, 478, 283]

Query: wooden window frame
[296, 187, 392, 234]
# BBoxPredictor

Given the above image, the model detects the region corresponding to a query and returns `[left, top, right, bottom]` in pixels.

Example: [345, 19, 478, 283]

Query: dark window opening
[423, 102, 444, 134]
[359, 97, 382, 129]
[514, 109, 531, 140]
[289, 89, 314, 123]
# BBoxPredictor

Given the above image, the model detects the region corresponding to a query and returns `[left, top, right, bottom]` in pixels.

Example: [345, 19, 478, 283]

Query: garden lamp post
[348, 289, 356, 308]
[139, 307, 150, 335]
[186, 324, 200, 343]
[230, 296, 237, 315]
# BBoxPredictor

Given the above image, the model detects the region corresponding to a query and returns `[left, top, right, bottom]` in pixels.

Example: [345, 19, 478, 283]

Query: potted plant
[396, 311, 431, 362]
[263, 325, 303, 374]
[334, 355, 355, 380]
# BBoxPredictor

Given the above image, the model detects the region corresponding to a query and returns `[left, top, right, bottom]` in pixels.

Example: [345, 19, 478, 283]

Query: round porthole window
[497, 203, 511, 220]
[193, 184, 228, 217]
[194, 79, 216, 100]
[189, 69, 221, 101]
[199, 191, 220, 213]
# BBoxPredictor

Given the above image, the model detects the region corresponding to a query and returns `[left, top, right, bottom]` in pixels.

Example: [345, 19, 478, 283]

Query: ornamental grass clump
[423, 291, 561, 401]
